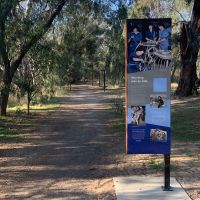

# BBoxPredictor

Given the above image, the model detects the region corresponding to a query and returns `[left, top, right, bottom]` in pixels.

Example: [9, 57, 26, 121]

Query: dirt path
[0, 84, 199, 200]
[0, 85, 121, 200]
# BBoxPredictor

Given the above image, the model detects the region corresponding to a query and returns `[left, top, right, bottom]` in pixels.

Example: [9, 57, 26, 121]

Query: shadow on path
[0, 85, 128, 200]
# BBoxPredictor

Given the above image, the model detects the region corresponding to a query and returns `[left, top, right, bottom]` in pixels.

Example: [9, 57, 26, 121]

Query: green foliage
[0, 0, 130, 113]
[103, 2, 128, 84]
[39, 95, 49, 104]
[15, 79, 36, 96]
[4, 0, 198, 114]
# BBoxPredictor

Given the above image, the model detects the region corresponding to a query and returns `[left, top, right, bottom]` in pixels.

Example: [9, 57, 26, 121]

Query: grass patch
[55, 86, 70, 96]
[108, 91, 125, 136]
[147, 159, 178, 171]
[109, 93, 125, 115]
[110, 118, 125, 136]
[7, 94, 61, 113]
[147, 159, 164, 171]
[8, 103, 60, 113]
[172, 98, 200, 141]
[0, 126, 19, 141]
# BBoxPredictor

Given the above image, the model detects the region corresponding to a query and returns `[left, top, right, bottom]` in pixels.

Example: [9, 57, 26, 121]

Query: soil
[0, 84, 199, 200]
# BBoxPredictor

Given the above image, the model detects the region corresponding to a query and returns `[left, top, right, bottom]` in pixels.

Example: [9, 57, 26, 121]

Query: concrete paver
[114, 176, 191, 200]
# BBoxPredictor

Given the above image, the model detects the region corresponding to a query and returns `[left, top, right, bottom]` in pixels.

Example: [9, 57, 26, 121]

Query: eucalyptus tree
[0, 0, 67, 116]
[176, 0, 200, 96]
[15, 57, 40, 114]
[102, 0, 128, 84]
[55, 0, 104, 85]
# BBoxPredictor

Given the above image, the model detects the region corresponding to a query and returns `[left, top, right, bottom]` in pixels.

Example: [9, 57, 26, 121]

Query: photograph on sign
[126, 18, 171, 154]
[130, 106, 145, 126]
[150, 94, 166, 108]
[150, 129, 167, 142]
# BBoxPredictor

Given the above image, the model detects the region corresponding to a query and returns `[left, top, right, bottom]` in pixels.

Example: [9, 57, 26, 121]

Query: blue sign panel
[126, 18, 171, 154]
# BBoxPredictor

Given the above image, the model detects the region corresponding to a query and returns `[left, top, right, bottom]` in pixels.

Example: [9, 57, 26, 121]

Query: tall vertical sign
[126, 19, 171, 154]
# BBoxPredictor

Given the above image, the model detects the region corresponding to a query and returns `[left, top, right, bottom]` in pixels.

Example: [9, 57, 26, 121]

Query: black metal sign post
[162, 154, 173, 191]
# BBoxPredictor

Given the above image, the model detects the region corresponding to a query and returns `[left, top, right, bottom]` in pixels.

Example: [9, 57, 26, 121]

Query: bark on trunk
[176, 60, 197, 96]
[1, 63, 12, 116]
[1, 81, 11, 116]
[176, 22, 199, 96]
[171, 65, 178, 82]
[176, 0, 200, 96]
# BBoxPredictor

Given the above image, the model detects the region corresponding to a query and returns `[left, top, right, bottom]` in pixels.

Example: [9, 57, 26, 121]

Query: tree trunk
[176, 62, 197, 96]
[176, 22, 199, 96]
[69, 83, 71, 91]
[1, 87, 10, 116]
[1, 83, 11, 116]
[171, 65, 178, 82]
[1, 66, 12, 116]
[176, 0, 200, 96]
[27, 92, 31, 115]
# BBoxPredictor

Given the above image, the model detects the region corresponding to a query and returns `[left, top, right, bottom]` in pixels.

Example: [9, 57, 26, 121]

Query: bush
[15, 107, 26, 115]
[110, 95, 124, 115]
[39, 95, 49, 104]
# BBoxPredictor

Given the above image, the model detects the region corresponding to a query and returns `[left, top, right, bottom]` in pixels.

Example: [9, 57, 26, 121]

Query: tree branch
[0, 22, 10, 69]
[191, 0, 200, 35]
[169, 5, 186, 22]
[0, 1, 15, 69]
[10, 0, 67, 77]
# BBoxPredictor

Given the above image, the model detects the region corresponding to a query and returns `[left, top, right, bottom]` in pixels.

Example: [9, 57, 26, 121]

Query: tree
[176, 0, 200, 96]
[55, 0, 104, 85]
[15, 59, 39, 115]
[14, 45, 51, 115]
[0, 0, 67, 116]
[102, 1, 128, 85]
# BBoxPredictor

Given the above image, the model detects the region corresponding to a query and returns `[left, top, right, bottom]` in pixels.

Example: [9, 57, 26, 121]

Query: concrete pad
[114, 176, 191, 200]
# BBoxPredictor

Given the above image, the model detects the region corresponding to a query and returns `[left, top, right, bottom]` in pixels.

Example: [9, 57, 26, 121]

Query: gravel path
[0, 85, 119, 200]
